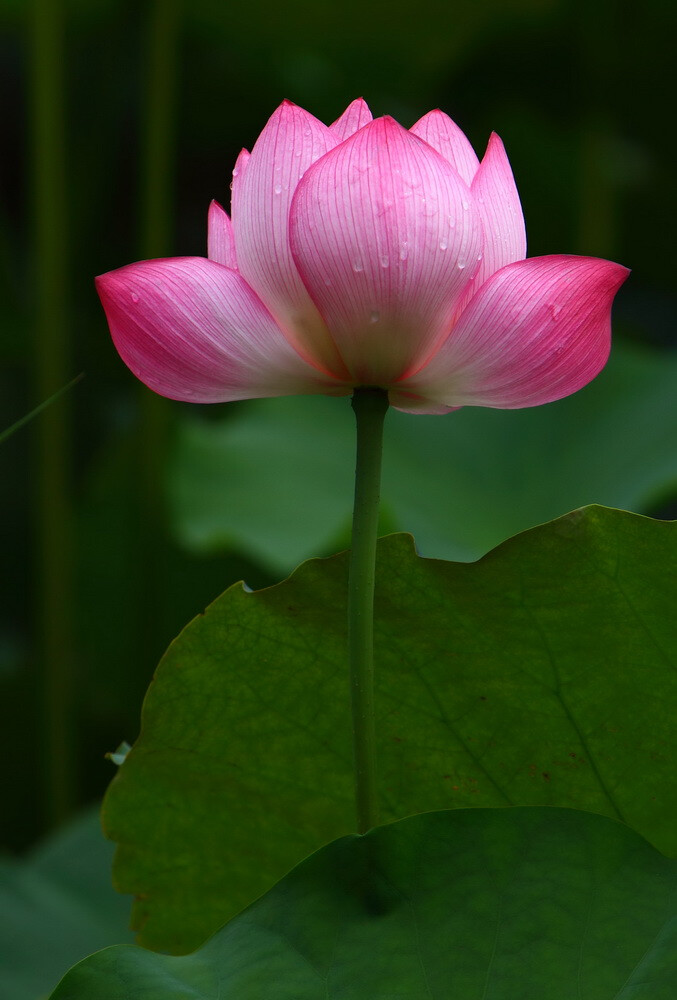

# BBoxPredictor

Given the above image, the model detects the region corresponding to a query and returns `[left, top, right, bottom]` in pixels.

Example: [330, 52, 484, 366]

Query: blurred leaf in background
[169, 341, 677, 573]
[0, 808, 133, 1000]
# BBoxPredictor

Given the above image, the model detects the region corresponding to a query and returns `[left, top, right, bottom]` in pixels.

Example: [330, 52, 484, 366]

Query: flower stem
[349, 387, 389, 835]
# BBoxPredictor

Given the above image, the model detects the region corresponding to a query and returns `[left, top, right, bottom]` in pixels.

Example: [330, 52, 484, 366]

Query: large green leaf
[168, 343, 677, 570]
[51, 808, 677, 999]
[104, 507, 677, 954]
[0, 809, 133, 1000]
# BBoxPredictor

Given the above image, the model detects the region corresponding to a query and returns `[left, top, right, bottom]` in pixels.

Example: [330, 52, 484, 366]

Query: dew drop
[353, 261, 364, 273]
[461, 200, 469, 210]
[232, 166, 240, 177]
[324, 277, 332, 286]
[399, 243, 409, 262]
[380, 254, 389, 268]
[131, 292, 139, 303]
[457, 261, 466, 270]
[550, 303, 563, 321]
[370, 310, 380, 324]
[274, 184, 282, 195]
[439, 238, 448, 251]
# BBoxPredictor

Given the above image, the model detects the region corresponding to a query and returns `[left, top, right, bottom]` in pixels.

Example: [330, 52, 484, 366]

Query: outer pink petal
[330, 98, 373, 140]
[471, 133, 526, 285]
[403, 255, 629, 409]
[409, 109, 480, 185]
[207, 200, 238, 269]
[96, 257, 345, 403]
[290, 117, 483, 384]
[230, 100, 347, 376]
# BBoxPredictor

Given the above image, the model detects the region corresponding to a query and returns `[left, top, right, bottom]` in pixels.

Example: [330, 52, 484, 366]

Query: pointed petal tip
[329, 98, 373, 139]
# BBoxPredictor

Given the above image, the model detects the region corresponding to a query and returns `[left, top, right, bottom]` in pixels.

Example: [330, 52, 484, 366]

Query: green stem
[30, 0, 75, 827]
[349, 388, 389, 835]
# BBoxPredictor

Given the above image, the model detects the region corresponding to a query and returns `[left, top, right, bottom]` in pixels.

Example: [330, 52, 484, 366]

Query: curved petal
[403, 255, 629, 409]
[96, 257, 345, 403]
[409, 109, 480, 186]
[207, 200, 238, 269]
[471, 132, 526, 285]
[290, 116, 483, 384]
[330, 98, 373, 140]
[231, 100, 347, 376]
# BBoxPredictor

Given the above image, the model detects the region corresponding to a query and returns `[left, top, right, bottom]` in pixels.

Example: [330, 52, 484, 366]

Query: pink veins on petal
[96, 98, 629, 413]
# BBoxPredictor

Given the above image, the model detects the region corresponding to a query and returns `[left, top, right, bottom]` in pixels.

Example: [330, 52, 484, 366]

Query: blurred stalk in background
[135, 0, 181, 668]
[577, 0, 617, 259]
[30, 0, 75, 827]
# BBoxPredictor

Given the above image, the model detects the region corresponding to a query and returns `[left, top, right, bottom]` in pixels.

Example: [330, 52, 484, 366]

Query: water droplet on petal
[232, 166, 240, 177]
[353, 261, 364, 273]
[370, 310, 380, 324]
[457, 261, 466, 271]
[131, 292, 139, 303]
[550, 303, 563, 321]
[380, 254, 389, 268]
[274, 184, 282, 195]
[439, 239, 448, 251]
[324, 277, 332, 286]
[399, 243, 409, 262]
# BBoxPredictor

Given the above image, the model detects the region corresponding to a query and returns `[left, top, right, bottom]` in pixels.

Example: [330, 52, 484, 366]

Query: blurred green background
[1, 0, 675, 865]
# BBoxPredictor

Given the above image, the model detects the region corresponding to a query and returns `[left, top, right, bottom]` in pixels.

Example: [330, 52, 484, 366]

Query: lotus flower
[96, 99, 628, 413]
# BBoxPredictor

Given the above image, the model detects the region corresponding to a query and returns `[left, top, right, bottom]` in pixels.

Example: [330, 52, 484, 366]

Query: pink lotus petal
[231, 100, 347, 375]
[290, 116, 483, 384]
[410, 109, 480, 186]
[230, 147, 250, 208]
[403, 255, 629, 409]
[96, 257, 345, 403]
[471, 132, 526, 285]
[207, 200, 238, 269]
[330, 98, 373, 140]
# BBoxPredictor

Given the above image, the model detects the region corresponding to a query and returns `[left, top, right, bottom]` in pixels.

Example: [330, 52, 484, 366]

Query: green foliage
[50, 807, 677, 999]
[0, 809, 133, 1000]
[169, 343, 677, 571]
[104, 507, 677, 954]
